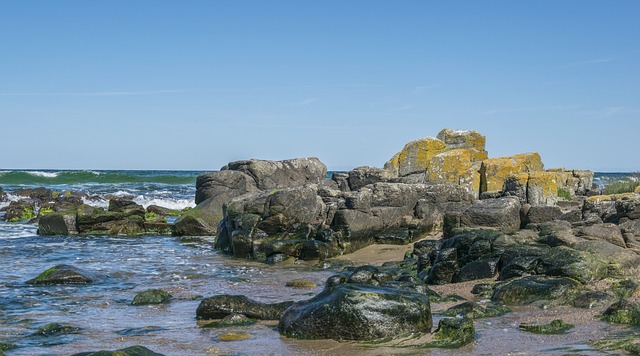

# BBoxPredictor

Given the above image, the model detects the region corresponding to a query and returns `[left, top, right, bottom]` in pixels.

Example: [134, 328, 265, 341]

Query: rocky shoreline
[3, 128, 640, 354]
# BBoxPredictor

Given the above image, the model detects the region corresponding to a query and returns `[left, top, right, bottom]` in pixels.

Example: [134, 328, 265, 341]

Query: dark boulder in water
[27, 264, 96, 285]
[196, 295, 293, 320]
[131, 289, 172, 306]
[16, 187, 53, 202]
[71, 346, 164, 356]
[38, 211, 78, 235]
[279, 284, 432, 341]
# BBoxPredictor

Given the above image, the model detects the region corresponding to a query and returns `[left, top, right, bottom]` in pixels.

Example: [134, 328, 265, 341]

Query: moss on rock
[519, 319, 573, 334]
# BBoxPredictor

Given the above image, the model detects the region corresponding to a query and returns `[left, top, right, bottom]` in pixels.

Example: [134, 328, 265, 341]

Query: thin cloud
[0, 90, 184, 97]
[560, 57, 616, 68]
[587, 106, 640, 118]
[411, 84, 440, 93]
[287, 98, 317, 106]
[482, 105, 580, 115]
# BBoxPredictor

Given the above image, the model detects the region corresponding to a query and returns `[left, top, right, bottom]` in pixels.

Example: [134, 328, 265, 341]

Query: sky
[0, 1, 638, 172]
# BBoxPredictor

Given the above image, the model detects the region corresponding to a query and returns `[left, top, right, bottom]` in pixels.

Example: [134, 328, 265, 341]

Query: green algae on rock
[71, 345, 164, 356]
[519, 319, 574, 334]
[426, 317, 475, 348]
[131, 289, 172, 306]
[27, 264, 96, 285]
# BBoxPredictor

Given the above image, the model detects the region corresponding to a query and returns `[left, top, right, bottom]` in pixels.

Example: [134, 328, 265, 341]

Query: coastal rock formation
[279, 284, 432, 340]
[174, 157, 326, 236]
[196, 295, 294, 320]
[27, 264, 97, 285]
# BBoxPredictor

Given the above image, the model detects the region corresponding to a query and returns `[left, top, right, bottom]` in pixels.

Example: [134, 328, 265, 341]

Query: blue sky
[1, 1, 638, 171]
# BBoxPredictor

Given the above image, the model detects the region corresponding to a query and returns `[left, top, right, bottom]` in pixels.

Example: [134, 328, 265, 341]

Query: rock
[217, 332, 252, 341]
[436, 128, 487, 151]
[195, 170, 259, 205]
[71, 346, 164, 356]
[1, 200, 37, 222]
[443, 301, 510, 319]
[457, 260, 497, 282]
[384, 137, 447, 177]
[616, 198, 640, 221]
[523, 205, 562, 225]
[611, 279, 640, 299]
[601, 299, 640, 325]
[131, 289, 172, 306]
[196, 295, 293, 320]
[108, 199, 144, 217]
[502, 174, 529, 203]
[479, 152, 544, 193]
[570, 291, 613, 309]
[426, 317, 475, 348]
[347, 166, 392, 191]
[32, 322, 81, 336]
[146, 205, 180, 216]
[444, 196, 521, 235]
[38, 211, 78, 235]
[519, 319, 573, 334]
[0, 186, 5, 202]
[225, 157, 327, 190]
[285, 279, 318, 288]
[331, 172, 350, 191]
[575, 223, 626, 248]
[527, 171, 559, 206]
[491, 276, 580, 305]
[533, 220, 582, 247]
[426, 149, 485, 197]
[279, 284, 432, 340]
[76, 205, 144, 235]
[27, 264, 96, 285]
[203, 313, 257, 328]
[571, 240, 640, 275]
[16, 187, 53, 202]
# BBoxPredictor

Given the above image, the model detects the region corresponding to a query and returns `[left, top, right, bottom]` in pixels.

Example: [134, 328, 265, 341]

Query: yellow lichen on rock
[436, 128, 487, 151]
[480, 152, 544, 193]
[387, 137, 447, 177]
[426, 149, 482, 196]
[587, 193, 640, 204]
[527, 171, 559, 206]
[636, 185, 640, 193]
[383, 152, 401, 176]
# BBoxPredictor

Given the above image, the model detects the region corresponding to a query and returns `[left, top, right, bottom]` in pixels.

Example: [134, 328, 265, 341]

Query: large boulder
[218, 185, 329, 260]
[195, 170, 259, 205]
[384, 137, 447, 177]
[479, 153, 544, 193]
[173, 197, 224, 236]
[75, 204, 145, 235]
[279, 284, 432, 340]
[346, 166, 392, 191]
[224, 157, 327, 190]
[444, 196, 521, 236]
[38, 211, 78, 235]
[491, 276, 580, 305]
[527, 171, 559, 206]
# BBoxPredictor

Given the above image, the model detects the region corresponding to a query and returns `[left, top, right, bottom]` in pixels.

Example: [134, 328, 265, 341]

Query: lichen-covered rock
[279, 284, 432, 341]
[575, 223, 626, 248]
[173, 197, 223, 236]
[131, 289, 172, 306]
[426, 149, 485, 197]
[527, 171, 559, 206]
[601, 300, 640, 325]
[436, 128, 487, 151]
[224, 157, 327, 191]
[384, 137, 447, 177]
[27, 264, 96, 285]
[480, 152, 544, 193]
[522, 205, 562, 225]
[196, 295, 293, 320]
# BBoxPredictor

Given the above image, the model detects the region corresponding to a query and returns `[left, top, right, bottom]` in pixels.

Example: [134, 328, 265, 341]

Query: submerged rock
[27, 264, 96, 285]
[131, 289, 172, 306]
[519, 319, 574, 334]
[31, 322, 81, 336]
[71, 346, 164, 356]
[203, 313, 256, 328]
[279, 284, 432, 341]
[196, 295, 293, 320]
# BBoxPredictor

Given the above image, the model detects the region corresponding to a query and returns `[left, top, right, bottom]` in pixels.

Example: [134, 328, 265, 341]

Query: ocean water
[0, 170, 637, 355]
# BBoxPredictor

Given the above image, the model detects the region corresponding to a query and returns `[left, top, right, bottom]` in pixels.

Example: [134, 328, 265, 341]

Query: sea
[0, 170, 637, 355]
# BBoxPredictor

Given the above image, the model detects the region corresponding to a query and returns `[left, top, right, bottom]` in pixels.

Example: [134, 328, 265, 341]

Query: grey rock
[225, 157, 327, 190]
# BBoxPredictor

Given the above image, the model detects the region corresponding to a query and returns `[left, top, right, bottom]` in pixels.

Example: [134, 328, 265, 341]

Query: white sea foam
[0, 222, 38, 239]
[26, 171, 60, 178]
[133, 196, 195, 210]
[82, 197, 109, 209]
